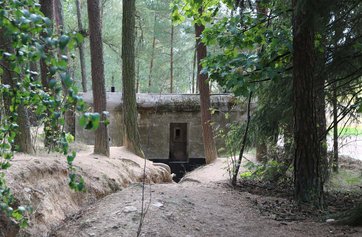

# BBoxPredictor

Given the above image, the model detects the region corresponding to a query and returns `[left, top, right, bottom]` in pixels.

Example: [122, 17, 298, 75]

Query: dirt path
[51, 158, 362, 237]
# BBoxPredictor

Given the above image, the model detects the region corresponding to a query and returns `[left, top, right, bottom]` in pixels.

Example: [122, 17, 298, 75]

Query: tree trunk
[332, 84, 338, 172]
[195, 16, 217, 164]
[315, 22, 328, 182]
[148, 13, 157, 93]
[39, 0, 54, 88]
[191, 45, 197, 94]
[256, 142, 267, 163]
[76, 0, 88, 92]
[232, 92, 252, 186]
[170, 24, 174, 93]
[54, 0, 76, 136]
[293, 0, 322, 207]
[15, 105, 33, 153]
[136, 60, 140, 93]
[122, 0, 143, 157]
[40, 0, 57, 148]
[87, 0, 110, 156]
[0, 31, 33, 154]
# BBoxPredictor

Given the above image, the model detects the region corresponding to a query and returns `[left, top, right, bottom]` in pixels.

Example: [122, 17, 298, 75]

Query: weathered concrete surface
[76, 93, 249, 159]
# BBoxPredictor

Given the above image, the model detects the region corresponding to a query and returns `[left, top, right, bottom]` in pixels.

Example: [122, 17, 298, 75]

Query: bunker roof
[82, 92, 241, 112]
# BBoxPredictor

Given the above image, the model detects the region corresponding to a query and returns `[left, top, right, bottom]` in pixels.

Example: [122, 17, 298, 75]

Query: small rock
[88, 233, 96, 237]
[24, 188, 32, 193]
[123, 206, 137, 213]
[152, 202, 164, 208]
[326, 219, 335, 223]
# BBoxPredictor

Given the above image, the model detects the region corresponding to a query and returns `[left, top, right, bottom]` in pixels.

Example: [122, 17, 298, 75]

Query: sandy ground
[2, 143, 362, 237]
[51, 156, 362, 237]
[330, 136, 362, 160]
[1, 146, 172, 237]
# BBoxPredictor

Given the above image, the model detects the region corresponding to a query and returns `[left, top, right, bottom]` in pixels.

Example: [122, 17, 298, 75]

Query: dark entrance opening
[150, 123, 205, 182]
[150, 158, 206, 182]
[169, 123, 188, 161]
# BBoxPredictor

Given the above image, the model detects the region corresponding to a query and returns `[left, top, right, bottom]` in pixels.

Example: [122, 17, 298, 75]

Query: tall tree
[76, 0, 88, 92]
[148, 13, 157, 93]
[122, 0, 144, 157]
[191, 44, 197, 93]
[170, 23, 174, 93]
[332, 84, 338, 172]
[87, 0, 110, 156]
[0, 31, 33, 154]
[54, 0, 76, 136]
[39, 0, 54, 88]
[195, 10, 217, 164]
[39, 0, 58, 148]
[293, 0, 323, 206]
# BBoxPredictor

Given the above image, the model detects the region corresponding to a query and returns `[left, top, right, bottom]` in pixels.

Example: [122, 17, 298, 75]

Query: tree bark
[192, 43, 197, 93]
[148, 13, 157, 93]
[232, 92, 252, 186]
[332, 84, 338, 172]
[256, 142, 267, 163]
[39, 0, 54, 88]
[170, 24, 174, 93]
[40, 0, 58, 148]
[54, 0, 76, 136]
[195, 16, 217, 164]
[76, 0, 88, 92]
[293, 0, 323, 207]
[0, 31, 33, 154]
[122, 0, 144, 157]
[87, 0, 110, 156]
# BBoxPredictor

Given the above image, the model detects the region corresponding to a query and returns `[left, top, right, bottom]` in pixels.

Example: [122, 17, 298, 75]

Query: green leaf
[59, 35, 70, 49]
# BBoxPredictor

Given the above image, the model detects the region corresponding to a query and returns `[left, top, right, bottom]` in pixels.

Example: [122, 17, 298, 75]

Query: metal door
[169, 123, 188, 161]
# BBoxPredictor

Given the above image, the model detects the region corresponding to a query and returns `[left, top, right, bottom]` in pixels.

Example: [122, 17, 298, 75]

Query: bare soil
[50, 156, 362, 237]
[1, 146, 172, 237]
[2, 146, 362, 237]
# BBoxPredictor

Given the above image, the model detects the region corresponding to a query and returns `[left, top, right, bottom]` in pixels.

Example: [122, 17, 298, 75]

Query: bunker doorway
[169, 123, 188, 161]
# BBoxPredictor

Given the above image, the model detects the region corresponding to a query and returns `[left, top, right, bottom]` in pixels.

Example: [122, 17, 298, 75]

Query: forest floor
[50, 154, 362, 237]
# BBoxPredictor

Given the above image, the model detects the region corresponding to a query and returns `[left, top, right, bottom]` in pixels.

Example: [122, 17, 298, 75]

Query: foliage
[331, 125, 362, 137]
[62, 0, 198, 94]
[201, 1, 292, 97]
[240, 144, 292, 183]
[0, 0, 99, 227]
[240, 159, 285, 181]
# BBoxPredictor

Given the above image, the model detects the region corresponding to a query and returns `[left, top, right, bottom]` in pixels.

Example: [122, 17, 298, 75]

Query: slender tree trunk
[193, 43, 198, 93]
[54, 0, 76, 136]
[315, 24, 328, 182]
[148, 13, 157, 93]
[40, 0, 57, 148]
[232, 92, 252, 186]
[122, 0, 143, 157]
[136, 60, 140, 93]
[39, 0, 54, 88]
[332, 84, 338, 172]
[87, 0, 110, 156]
[170, 24, 174, 93]
[293, 0, 322, 207]
[76, 0, 88, 92]
[195, 14, 217, 164]
[256, 143, 267, 162]
[255, 0, 269, 163]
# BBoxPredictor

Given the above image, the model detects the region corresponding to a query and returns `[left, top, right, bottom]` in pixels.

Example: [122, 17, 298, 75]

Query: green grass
[338, 126, 362, 136]
[326, 169, 362, 191]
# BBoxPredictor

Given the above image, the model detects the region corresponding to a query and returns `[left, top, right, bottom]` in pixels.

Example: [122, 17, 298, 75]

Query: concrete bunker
[76, 92, 246, 180]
